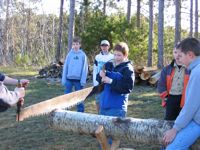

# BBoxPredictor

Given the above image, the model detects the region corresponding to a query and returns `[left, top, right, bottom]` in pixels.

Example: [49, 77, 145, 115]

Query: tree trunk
[0, 5, 4, 64]
[2, 0, 10, 65]
[48, 110, 200, 149]
[174, 0, 181, 45]
[52, 16, 55, 59]
[189, 0, 193, 37]
[148, 0, 153, 67]
[56, 0, 64, 62]
[157, 0, 164, 69]
[103, 0, 106, 15]
[136, 0, 140, 28]
[26, 8, 31, 57]
[127, 0, 131, 24]
[194, 0, 198, 38]
[68, 0, 75, 51]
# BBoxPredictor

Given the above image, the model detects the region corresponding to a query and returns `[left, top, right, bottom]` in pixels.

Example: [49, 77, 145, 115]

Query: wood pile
[37, 61, 93, 82]
[134, 66, 161, 86]
[37, 63, 161, 87]
[37, 61, 63, 78]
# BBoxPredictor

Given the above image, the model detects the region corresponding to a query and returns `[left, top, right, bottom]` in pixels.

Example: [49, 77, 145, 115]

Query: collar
[188, 56, 200, 71]
[173, 61, 186, 69]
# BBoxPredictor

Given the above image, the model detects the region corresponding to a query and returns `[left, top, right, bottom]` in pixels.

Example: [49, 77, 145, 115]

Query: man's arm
[80, 54, 88, 87]
[157, 67, 168, 107]
[173, 72, 200, 131]
[0, 83, 25, 107]
[110, 68, 135, 94]
[61, 55, 68, 86]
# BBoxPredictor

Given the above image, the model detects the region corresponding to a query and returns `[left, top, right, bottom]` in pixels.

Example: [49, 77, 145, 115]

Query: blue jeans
[100, 108, 126, 117]
[64, 79, 84, 112]
[95, 93, 101, 104]
[99, 108, 126, 146]
[166, 121, 200, 150]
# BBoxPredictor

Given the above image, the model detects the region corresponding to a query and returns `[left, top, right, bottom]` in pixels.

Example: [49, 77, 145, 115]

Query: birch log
[149, 71, 161, 85]
[49, 110, 170, 143]
[49, 110, 200, 149]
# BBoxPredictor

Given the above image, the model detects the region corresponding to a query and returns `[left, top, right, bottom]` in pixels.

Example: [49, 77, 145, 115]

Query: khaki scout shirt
[169, 63, 186, 95]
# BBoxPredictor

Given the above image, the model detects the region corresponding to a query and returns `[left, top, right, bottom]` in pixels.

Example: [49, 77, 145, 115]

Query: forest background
[0, 0, 199, 69]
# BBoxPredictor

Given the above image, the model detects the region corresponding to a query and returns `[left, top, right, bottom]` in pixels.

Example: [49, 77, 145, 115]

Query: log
[49, 110, 171, 144]
[142, 67, 157, 72]
[149, 71, 161, 85]
[48, 110, 200, 149]
[111, 139, 120, 150]
[140, 71, 152, 80]
[139, 67, 158, 81]
[134, 66, 144, 74]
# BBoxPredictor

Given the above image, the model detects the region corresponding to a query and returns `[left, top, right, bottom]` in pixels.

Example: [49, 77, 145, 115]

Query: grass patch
[0, 68, 164, 150]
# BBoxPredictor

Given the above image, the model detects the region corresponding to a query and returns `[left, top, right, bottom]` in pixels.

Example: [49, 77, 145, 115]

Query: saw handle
[16, 80, 25, 121]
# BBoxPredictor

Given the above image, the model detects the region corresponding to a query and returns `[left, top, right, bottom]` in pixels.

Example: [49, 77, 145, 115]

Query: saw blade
[17, 86, 95, 121]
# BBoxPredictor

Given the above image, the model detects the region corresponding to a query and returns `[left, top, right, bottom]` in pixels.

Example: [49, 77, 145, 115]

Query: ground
[0, 67, 164, 150]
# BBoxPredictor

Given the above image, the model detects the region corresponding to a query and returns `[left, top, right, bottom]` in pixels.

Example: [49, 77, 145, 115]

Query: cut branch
[95, 125, 110, 150]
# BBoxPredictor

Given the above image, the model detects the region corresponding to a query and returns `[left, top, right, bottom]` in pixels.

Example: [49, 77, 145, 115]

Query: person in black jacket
[157, 46, 190, 121]
[0, 73, 29, 112]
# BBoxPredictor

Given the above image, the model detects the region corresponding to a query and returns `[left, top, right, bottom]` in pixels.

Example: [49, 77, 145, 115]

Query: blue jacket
[97, 61, 135, 111]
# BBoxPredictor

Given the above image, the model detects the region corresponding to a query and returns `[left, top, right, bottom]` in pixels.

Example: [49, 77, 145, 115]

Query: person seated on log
[0, 73, 29, 112]
[163, 37, 200, 149]
[96, 42, 135, 149]
[157, 44, 190, 121]
[93, 39, 114, 114]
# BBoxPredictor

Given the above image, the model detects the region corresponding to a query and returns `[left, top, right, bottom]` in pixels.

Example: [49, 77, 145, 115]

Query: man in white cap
[93, 40, 114, 113]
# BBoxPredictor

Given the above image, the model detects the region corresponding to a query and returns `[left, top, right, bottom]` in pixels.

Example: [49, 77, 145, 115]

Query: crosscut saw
[17, 84, 104, 121]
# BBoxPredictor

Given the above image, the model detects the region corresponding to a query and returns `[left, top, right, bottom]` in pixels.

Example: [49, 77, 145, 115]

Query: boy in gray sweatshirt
[61, 37, 88, 112]
[163, 37, 200, 149]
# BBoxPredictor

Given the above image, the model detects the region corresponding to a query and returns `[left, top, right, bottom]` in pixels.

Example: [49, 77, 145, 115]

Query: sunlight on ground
[138, 92, 158, 97]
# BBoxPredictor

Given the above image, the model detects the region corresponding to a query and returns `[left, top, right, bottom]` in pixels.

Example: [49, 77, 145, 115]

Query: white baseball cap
[100, 40, 110, 46]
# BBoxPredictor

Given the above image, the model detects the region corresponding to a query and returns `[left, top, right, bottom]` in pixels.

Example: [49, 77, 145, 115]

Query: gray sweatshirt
[173, 56, 200, 131]
[61, 49, 88, 87]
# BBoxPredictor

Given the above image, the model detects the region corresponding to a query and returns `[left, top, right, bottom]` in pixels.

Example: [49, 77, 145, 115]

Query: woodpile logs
[37, 61, 93, 82]
[48, 110, 200, 149]
[38, 61, 63, 78]
[134, 66, 161, 86]
[37, 62, 161, 86]
[149, 71, 161, 85]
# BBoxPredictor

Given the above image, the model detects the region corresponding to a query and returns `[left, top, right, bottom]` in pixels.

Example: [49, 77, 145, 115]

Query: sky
[34, 0, 198, 30]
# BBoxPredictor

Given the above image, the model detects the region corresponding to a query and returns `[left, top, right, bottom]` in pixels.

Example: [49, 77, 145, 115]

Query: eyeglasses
[101, 44, 109, 46]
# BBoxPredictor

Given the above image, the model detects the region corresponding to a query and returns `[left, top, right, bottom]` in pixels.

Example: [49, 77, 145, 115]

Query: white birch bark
[49, 110, 200, 149]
